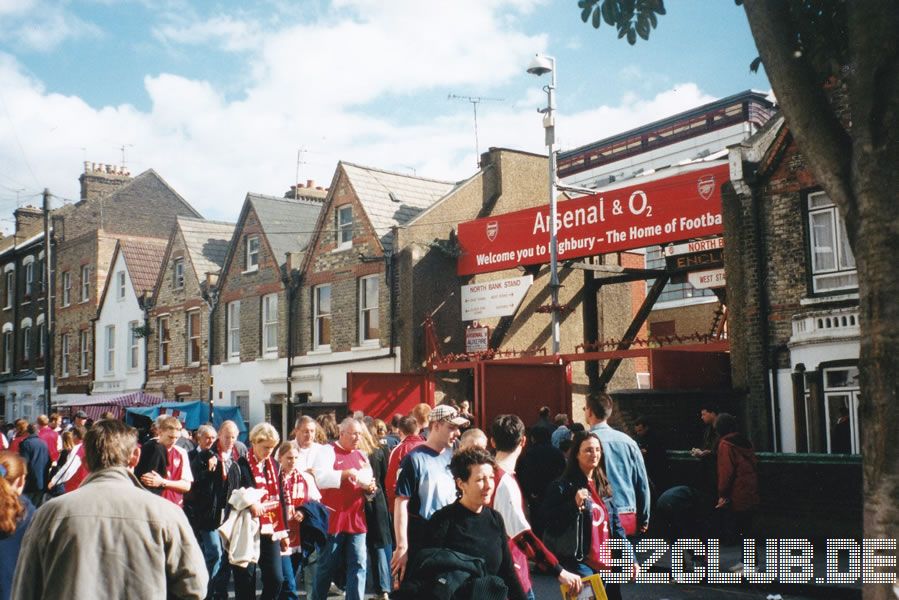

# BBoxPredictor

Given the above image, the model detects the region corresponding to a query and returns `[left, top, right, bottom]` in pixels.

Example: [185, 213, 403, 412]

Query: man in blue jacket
[17, 424, 49, 506]
[584, 391, 650, 536]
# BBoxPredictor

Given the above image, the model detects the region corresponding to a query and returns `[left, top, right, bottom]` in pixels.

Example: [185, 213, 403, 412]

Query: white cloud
[0, 2, 100, 52]
[0, 2, 722, 234]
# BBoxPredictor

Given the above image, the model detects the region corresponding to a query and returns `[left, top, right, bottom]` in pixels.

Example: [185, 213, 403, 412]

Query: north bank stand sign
[456, 161, 728, 276]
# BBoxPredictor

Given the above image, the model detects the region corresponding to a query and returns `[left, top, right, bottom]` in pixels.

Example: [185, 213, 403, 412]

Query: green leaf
[581, 5, 592, 22]
[627, 26, 637, 44]
[617, 26, 628, 39]
[652, 0, 666, 15]
[636, 14, 650, 39]
[592, 6, 602, 28]
[749, 56, 763, 73]
[648, 11, 657, 28]
[601, 0, 618, 26]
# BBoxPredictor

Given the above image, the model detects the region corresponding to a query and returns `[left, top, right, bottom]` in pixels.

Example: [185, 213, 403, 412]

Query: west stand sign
[456, 161, 728, 276]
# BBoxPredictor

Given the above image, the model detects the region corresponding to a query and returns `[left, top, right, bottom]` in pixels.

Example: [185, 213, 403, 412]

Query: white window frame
[79, 330, 89, 375]
[337, 205, 353, 248]
[807, 191, 857, 294]
[313, 284, 331, 349]
[246, 236, 260, 271]
[173, 258, 185, 289]
[262, 294, 278, 354]
[104, 324, 115, 374]
[23, 326, 32, 361]
[61, 333, 69, 377]
[358, 275, 379, 345]
[62, 271, 71, 306]
[5, 271, 13, 309]
[117, 271, 126, 300]
[80, 265, 90, 302]
[3, 331, 12, 373]
[187, 310, 201, 365]
[128, 321, 140, 371]
[227, 301, 241, 359]
[24, 262, 33, 297]
[158, 316, 170, 368]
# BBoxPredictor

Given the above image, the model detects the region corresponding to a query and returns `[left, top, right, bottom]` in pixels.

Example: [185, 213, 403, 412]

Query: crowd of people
[0, 392, 759, 599]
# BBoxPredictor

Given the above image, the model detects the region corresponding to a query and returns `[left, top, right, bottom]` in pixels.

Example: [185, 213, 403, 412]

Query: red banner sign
[456, 162, 728, 275]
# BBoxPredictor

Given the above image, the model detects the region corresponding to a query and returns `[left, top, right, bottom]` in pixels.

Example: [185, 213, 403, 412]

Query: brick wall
[147, 228, 212, 399]
[213, 207, 287, 366]
[300, 168, 390, 354]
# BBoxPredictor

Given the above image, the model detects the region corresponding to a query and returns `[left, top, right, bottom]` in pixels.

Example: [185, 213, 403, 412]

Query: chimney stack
[14, 205, 44, 236]
[79, 161, 132, 202]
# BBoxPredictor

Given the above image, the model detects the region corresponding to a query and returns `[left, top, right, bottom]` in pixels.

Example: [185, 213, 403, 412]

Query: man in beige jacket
[12, 419, 208, 600]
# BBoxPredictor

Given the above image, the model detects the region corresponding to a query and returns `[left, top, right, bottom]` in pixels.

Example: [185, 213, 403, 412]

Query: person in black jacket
[540, 431, 637, 600]
[415, 448, 526, 600]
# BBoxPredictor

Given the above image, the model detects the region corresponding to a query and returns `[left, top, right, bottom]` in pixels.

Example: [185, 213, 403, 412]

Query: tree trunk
[744, 2, 899, 597]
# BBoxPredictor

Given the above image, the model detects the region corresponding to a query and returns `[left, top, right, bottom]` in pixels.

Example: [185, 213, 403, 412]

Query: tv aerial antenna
[448, 94, 504, 168]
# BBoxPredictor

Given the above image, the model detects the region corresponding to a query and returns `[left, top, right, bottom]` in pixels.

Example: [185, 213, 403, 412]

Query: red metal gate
[347, 372, 434, 422]
[474, 362, 572, 431]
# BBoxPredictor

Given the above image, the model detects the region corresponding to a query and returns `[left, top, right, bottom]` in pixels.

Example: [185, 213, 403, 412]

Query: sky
[0, 0, 770, 232]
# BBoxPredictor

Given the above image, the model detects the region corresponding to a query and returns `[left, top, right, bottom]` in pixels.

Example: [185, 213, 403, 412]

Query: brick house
[394, 147, 646, 414]
[212, 187, 325, 428]
[92, 238, 168, 397]
[725, 112, 860, 453]
[0, 206, 50, 422]
[53, 163, 202, 404]
[145, 217, 235, 402]
[290, 162, 455, 408]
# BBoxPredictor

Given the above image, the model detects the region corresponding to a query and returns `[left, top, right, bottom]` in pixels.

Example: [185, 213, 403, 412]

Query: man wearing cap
[390, 403, 468, 582]
[72, 410, 89, 430]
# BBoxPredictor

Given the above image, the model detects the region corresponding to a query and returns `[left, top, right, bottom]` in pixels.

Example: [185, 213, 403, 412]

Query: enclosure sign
[465, 327, 489, 353]
[461, 275, 533, 321]
[456, 162, 728, 276]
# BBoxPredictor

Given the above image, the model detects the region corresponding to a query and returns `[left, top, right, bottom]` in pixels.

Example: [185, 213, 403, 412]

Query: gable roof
[340, 162, 457, 251]
[247, 193, 324, 267]
[121, 238, 169, 296]
[176, 216, 235, 282]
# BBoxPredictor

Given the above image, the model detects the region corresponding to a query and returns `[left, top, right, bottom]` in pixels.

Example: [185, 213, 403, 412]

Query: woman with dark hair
[0, 452, 34, 600]
[540, 431, 636, 600]
[406, 448, 526, 600]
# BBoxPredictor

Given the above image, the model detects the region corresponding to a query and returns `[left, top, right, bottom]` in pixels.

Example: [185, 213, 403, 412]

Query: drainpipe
[388, 227, 398, 370]
[204, 280, 219, 423]
[284, 263, 301, 438]
[141, 293, 152, 394]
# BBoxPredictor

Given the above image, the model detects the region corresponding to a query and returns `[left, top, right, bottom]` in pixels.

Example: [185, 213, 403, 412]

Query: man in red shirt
[384, 416, 424, 510]
[36, 414, 60, 463]
[313, 418, 375, 600]
[139, 416, 193, 507]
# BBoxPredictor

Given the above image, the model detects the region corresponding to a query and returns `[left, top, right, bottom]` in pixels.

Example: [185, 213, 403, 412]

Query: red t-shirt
[67, 444, 89, 491]
[385, 434, 424, 509]
[281, 468, 308, 552]
[38, 426, 60, 462]
[320, 443, 369, 535]
[585, 481, 612, 572]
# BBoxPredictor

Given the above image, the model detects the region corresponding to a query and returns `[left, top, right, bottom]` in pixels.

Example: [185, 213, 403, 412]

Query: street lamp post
[527, 54, 561, 355]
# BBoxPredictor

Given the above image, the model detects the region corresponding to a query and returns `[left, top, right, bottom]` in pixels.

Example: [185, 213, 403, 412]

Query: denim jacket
[590, 423, 651, 527]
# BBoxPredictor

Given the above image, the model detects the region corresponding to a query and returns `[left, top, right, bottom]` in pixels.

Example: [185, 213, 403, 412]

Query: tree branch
[743, 0, 855, 219]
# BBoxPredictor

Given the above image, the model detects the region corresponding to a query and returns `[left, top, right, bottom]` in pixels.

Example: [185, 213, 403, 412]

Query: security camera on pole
[527, 53, 561, 355]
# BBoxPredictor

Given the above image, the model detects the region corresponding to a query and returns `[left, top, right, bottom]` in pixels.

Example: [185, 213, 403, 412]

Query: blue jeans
[279, 554, 300, 600]
[369, 544, 393, 594]
[194, 527, 223, 597]
[313, 533, 366, 600]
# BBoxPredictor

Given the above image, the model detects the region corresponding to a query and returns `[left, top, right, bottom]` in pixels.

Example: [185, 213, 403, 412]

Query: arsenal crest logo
[697, 175, 716, 200]
[486, 221, 498, 242]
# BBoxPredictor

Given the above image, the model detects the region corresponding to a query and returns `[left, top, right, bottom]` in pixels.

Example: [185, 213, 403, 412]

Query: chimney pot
[306, 179, 314, 188]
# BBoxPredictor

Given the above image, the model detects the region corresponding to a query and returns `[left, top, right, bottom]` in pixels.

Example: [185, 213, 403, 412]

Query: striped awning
[54, 391, 166, 421]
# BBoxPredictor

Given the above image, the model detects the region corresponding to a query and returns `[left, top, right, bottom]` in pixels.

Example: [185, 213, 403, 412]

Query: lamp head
[526, 54, 554, 77]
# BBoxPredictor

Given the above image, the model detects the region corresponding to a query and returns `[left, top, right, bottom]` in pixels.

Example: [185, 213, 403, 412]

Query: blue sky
[0, 0, 769, 229]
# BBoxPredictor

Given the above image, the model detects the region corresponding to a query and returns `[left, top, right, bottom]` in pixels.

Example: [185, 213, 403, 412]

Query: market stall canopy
[124, 401, 247, 441]
[52, 391, 165, 421]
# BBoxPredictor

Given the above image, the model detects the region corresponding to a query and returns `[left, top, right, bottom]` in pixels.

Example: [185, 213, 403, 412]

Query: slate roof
[120, 238, 169, 296]
[247, 194, 324, 267]
[176, 217, 235, 281]
[340, 162, 457, 251]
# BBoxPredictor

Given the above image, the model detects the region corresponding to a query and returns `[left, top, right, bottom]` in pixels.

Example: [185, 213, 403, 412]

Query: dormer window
[337, 205, 353, 248]
[246, 236, 260, 271]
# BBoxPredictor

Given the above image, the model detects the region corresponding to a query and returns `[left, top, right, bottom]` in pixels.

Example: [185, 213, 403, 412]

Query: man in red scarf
[313, 418, 375, 600]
